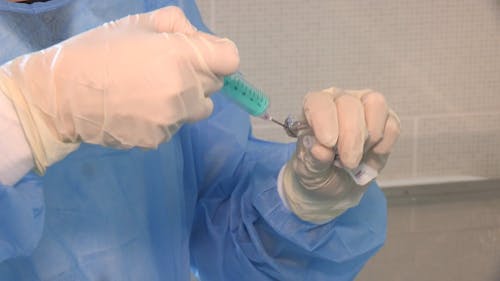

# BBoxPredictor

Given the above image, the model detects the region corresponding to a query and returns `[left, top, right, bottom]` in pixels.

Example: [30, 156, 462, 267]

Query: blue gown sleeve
[188, 94, 387, 281]
[0, 172, 45, 263]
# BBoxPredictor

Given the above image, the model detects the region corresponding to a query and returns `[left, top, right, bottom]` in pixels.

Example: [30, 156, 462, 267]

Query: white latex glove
[280, 87, 400, 224]
[0, 6, 239, 174]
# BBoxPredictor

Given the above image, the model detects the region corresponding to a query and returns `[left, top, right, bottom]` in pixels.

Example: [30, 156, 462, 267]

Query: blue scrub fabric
[0, 1, 387, 280]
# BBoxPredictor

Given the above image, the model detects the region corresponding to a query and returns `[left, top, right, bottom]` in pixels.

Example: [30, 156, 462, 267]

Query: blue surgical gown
[0, 1, 387, 280]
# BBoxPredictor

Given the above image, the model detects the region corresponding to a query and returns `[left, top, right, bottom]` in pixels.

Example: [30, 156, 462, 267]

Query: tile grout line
[413, 117, 419, 178]
[410, 111, 500, 120]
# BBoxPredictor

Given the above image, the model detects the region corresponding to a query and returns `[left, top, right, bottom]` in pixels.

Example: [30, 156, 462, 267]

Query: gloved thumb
[194, 32, 240, 76]
[143, 6, 239, 76]
[292, 132, 336, 190]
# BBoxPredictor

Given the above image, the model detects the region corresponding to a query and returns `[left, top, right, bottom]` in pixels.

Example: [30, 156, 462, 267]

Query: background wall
[196, 0, 500, 184]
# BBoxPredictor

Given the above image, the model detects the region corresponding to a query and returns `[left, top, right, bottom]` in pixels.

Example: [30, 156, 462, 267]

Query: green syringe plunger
[222, 73, 270, 117]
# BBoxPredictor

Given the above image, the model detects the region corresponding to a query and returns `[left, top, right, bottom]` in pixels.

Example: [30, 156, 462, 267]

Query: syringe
[221, 73, 378, 185]
[222, 73, 286, 128]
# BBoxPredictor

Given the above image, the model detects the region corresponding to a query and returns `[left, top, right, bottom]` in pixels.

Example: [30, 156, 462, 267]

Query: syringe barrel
[222, 73, 270, 117]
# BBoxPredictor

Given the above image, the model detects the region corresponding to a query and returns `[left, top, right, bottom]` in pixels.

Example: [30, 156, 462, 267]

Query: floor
[357, 179, 500, 281]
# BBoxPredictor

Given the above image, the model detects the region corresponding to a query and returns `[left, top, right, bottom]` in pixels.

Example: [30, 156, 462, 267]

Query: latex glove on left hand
[280, 88, 400, 224]
[0, 6, 239, 175]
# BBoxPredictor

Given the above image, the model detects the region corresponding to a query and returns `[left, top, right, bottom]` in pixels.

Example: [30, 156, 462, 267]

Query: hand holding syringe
[221, 73, 378, 185]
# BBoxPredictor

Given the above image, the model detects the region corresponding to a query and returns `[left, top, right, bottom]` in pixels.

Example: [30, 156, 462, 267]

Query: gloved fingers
[196, 32, 240, 77]
[173, 66, 216, 121]
[138, 6, 239, 78]
[346, 89, 390, 149]
[362, 110, 400, 172]
[199, 74, 224, 97]
[335, 94, 368, 170]
[162, 32, 239, 87]
[184, 97, 214, 122]
[148, 6, 198, 34]
[172, 65, 217, 121]
[311, 142, 335, 163]
[370, 109, 401, 156]
[303, 88, 340, 148]
[102, 96, 212, 149]
[292, 134, 336, 189]
[147, 6, 239, 77]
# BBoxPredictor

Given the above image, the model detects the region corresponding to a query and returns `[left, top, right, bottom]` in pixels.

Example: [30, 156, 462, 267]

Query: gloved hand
[0, 6, 239, 174]
[280, 87, 400, 224]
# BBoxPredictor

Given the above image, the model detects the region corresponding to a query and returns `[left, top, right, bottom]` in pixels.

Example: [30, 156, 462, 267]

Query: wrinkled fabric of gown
[0, 0, 387, 280]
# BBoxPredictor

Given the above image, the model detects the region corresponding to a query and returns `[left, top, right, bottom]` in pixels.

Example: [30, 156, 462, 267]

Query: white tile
[210, 0, 500, 119]
[209, 0, 500, 184]
[416, 114, 500, 179]
[195, 0, 215, 30]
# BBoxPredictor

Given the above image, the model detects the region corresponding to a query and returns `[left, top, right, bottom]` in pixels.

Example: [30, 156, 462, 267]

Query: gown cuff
[276, 164, 291, 210]
[0, 90, 34, 186]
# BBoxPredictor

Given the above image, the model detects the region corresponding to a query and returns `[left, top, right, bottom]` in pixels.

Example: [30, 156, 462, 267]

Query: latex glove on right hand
[280, 88, 400, 224]
[0, 6, 239, 174]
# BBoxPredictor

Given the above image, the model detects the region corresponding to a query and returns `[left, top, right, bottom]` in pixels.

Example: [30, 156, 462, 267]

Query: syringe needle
[261, 112, 286, 128]
[269, 117, 286, 128]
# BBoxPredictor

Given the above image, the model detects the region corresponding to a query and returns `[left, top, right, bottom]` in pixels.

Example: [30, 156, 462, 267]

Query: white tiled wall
[196, 0, 500, 182]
